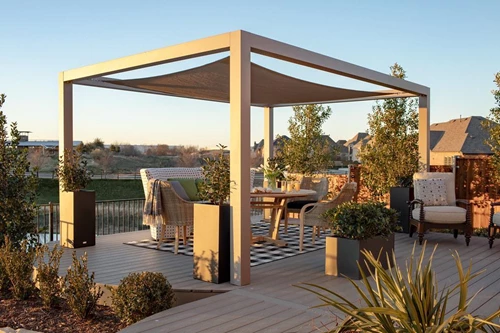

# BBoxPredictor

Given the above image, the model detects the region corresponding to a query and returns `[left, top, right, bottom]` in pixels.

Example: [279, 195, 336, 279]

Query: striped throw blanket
[143, 179, 164, 227]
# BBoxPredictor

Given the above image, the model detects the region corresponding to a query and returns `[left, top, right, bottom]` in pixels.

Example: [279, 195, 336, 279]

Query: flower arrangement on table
[259, 156, 288, 190]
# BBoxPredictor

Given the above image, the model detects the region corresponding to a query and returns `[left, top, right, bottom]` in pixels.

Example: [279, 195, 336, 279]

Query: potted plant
[390, 176, 414, 234]
[322, 201, 398, 279]
[259, 156, 288, 190]
[193, 144, 232, 284]
[56, 149, 95, 248]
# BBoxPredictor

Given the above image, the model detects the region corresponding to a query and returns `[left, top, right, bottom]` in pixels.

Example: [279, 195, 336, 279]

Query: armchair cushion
[412, 205, 466, 223]
[493, 212, 500, 226]
[168, 178, 199, 201]
[168, 181, 190, 201]
[414, 178, 448, 206]
[414, 172, 456, 205]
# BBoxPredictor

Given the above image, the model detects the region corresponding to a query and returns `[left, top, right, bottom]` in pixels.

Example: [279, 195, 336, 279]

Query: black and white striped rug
[125, 221, 327, 267]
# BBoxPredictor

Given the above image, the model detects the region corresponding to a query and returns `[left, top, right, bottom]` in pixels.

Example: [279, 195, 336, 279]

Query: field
[36, 179, 144, 204]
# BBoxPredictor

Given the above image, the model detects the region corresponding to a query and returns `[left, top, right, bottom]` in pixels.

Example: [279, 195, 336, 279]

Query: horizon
[1, 1, 499, 148]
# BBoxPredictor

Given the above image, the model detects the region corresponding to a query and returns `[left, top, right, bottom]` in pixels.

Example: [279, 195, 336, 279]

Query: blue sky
[1, 0, 498, 148]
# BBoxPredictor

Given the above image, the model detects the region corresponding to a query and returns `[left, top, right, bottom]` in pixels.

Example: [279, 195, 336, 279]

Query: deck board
[55, 220, 500, 332]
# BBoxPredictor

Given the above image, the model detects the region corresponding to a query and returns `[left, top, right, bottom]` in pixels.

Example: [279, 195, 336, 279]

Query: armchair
[408, 172, 471, 246]
[292, 182, 357, 251]
[158, 181, 194, 254]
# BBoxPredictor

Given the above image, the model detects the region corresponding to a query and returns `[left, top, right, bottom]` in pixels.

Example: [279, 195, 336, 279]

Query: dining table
[250, 189, 316, 247]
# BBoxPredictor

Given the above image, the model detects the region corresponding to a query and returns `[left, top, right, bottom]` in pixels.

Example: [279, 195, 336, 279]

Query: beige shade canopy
[78, 57, 392, 107]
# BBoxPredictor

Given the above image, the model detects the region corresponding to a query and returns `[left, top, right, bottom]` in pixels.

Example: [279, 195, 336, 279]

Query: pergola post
[229, 31, 251, 286]
[263, 106, 274, 165]
[418, 95, 430, 171]
[58, 73, 73, 160]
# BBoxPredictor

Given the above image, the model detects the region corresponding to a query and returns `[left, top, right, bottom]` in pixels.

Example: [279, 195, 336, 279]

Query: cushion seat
[492, 212, 500, 226]
[412, 206, 467, 224]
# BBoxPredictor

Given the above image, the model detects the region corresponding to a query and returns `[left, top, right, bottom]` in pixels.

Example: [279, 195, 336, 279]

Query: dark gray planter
[193, 203, 230, 284]
[390, 187, 414, 233]
[325, 233, 395, 279]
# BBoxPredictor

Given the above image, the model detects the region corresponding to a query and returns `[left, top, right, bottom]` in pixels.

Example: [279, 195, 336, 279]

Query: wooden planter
[193, 203, 230, 284]
[60, 190, 96, 248]
[390, 187, 414, 234]
[325, 233, 395, 279]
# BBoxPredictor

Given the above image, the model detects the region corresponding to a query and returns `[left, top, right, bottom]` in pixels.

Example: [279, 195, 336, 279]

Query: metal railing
[35, 198, 147, 243]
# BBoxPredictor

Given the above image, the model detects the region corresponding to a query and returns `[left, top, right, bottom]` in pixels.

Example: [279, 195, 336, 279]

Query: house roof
[344, 132, 369, 146]
[76, 57, 398, 108]
[430, 116, 494, 154]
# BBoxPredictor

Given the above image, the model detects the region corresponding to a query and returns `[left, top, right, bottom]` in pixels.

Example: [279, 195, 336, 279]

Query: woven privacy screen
[95, 57, 391, 107]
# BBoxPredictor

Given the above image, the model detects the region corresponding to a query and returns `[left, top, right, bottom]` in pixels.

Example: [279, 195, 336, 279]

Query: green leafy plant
[0, 237, 36, 300]
[323, 201, 399, 240]
[110, 272, 176, 325]
[298, 243, 500, 332]
[63, 252, 103, 319]
[198, 144, 233, 205]
[55, 149, 93, 192]
[0, 94, 39, 248]
[36, 244, 64, 307]
[483, 72, 500, 181]
[277, 104, 335, 175]
[358, 64, 420, 199]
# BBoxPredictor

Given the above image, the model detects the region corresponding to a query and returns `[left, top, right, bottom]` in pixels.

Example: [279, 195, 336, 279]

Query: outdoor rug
[124, 221, 327, 267]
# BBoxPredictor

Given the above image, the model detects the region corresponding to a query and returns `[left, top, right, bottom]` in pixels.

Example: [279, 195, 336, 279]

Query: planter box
[390, 187, 414, 234]
[325, 233, 395, 279]
[193, 204, 230, 284]
[60, 190, 96, 248]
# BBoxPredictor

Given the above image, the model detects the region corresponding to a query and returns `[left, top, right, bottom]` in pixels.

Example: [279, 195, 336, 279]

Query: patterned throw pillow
[414, 178, 448, 206]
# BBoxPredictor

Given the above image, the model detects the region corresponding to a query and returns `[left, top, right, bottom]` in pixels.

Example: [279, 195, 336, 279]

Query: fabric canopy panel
[100, 57, 391, 107]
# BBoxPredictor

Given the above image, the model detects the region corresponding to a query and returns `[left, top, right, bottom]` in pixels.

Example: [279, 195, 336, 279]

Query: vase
[266, 177, 277, 190]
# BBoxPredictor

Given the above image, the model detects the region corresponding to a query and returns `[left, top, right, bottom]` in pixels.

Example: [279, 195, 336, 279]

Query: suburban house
[346, 116, 496, 165]
[344, 132, 370, 162]
[430, 116, 494, 165]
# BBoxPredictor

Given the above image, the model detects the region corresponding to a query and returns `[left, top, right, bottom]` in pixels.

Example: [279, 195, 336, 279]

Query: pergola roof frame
[59, 30, 430, 287]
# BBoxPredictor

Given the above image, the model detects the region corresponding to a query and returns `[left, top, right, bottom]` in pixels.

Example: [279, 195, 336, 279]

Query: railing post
[49, 202, 54, 242]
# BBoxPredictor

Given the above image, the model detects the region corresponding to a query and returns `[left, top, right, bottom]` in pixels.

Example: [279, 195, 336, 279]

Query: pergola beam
[63, 32, 231, 81]
[246, 31, 430, 96]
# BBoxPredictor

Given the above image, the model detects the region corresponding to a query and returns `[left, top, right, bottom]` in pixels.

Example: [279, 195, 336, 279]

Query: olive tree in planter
[56, 149, 94, 248]
[193, 144, 232, 284]
[323, 201, 398, 279]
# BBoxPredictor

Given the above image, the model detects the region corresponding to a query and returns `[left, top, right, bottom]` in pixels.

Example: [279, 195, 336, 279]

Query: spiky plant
[298, 243, 500, 332]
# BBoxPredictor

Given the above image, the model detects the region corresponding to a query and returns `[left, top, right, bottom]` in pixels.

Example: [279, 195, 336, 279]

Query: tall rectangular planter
[193, 203, 230, 284]
[60, 190, 96, 248]
[325, 233, 395, 280]
[390, 187, 414, 234]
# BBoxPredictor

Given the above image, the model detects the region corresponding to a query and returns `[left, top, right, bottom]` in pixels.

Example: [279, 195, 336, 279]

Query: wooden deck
[57, 223, 500, 332]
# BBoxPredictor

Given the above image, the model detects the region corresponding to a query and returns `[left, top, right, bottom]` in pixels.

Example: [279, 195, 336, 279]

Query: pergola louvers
[59, 30, 430, 286]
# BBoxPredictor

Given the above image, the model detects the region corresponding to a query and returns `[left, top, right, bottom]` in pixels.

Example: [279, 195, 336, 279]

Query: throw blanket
[143, 179, 164, 227]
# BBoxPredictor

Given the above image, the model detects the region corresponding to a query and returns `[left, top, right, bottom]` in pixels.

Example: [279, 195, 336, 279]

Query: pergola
[59, 30, 430, 286]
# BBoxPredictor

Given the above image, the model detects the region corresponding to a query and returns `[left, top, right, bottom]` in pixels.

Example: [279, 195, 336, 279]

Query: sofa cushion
[412, 206, 466, 223]
[168, 178, 199, 201]
[414, 178, 448, 206]
[168, 181, 190, 201]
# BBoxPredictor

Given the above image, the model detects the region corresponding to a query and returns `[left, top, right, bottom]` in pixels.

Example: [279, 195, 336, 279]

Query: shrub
[0, 238, 36, 300]
[0, 94, 39, 248]
[63, 252, 103, 319]
[110, 272, 176, 325]
[55, 149, 93, 192]
[198, 144, 232, 205]
[298, 243, 500, 332]
[0, 258, 10, 293]
[36, 244, 63, 307]
[323, 201, 399, 240]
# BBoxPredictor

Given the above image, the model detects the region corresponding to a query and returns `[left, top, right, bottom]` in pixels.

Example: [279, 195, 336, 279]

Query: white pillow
[414, 178, 448, 206]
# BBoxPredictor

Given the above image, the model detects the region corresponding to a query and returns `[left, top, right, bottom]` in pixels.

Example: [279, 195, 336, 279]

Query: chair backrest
[305, 182, 357, 218]
[413, 172, 456, 205]
[159, 181, 194, 226]
[140, 167, 256, 199]
[310, 178, 329, 201]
